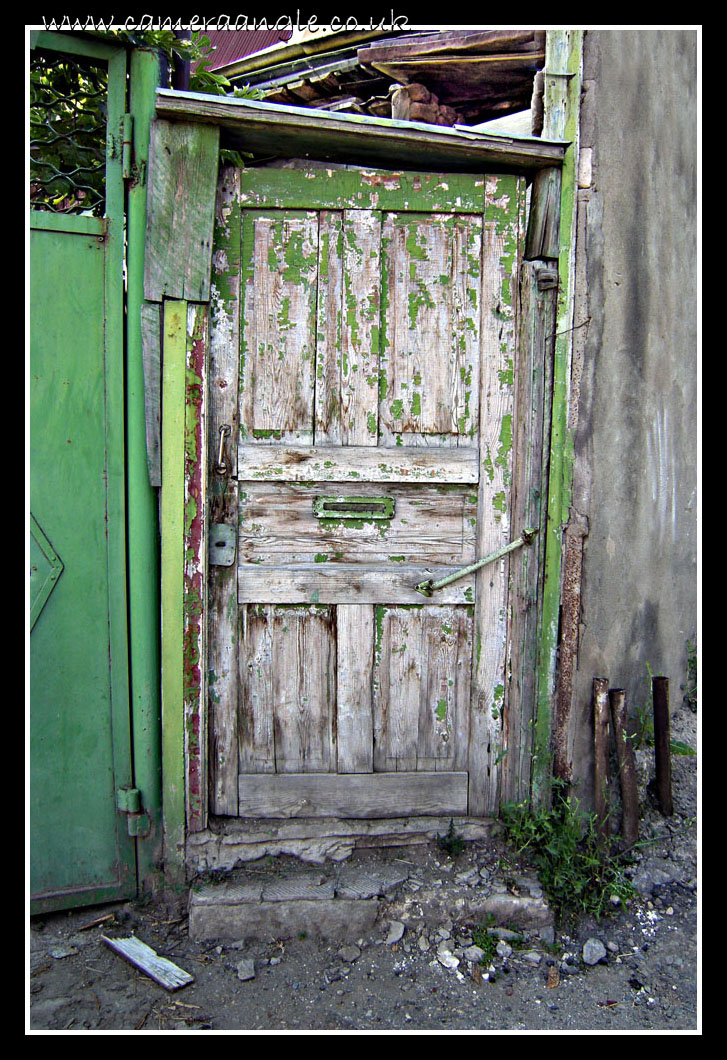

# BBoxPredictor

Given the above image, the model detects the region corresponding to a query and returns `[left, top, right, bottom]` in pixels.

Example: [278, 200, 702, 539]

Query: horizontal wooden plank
[237, 771, 469, 817]
[155, 91, 567, 175]
[238, 444, 479, 483]
[237, 564, 475, 604]
[239, 482, 476, 564]
[238, 166, 487, 212]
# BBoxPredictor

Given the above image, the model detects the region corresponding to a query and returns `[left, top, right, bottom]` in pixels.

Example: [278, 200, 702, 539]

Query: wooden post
[609, 689, 639, 848]
[652, 676, 674, 816]
[593, 678, 611, 846]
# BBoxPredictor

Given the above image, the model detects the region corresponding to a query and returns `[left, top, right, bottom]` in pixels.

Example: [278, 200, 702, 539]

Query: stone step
[188, 856, 553, 944]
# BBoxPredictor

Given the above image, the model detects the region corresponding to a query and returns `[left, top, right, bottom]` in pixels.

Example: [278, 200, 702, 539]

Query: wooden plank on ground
[102, 936, 195, 990]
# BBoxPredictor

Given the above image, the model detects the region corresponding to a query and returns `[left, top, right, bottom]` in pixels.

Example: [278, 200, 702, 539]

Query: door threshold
[187, 814, 499, 873]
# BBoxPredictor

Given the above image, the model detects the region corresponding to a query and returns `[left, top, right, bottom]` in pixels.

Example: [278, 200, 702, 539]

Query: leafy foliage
[500, 781, 634, 923]
[30, 51, 108, 214]
[682, 640, 697, 714]
[30, 31, 263, 214]
[437, 818, 465, 858]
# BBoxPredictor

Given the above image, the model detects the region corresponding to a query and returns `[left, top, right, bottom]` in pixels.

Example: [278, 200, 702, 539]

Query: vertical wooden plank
[144, 120, 220, 302]
[161, 299, 187, 869]
[314, 210, 344, 444]
[184, 303, 208, 832]
[140, 302, 161, 486]
[341, 210, 381, 445]
[374, 607, 422, 772]
[208, 167, 241, 816]
[379, 214, 480, 446]
[502, 260, 556, 804]
[272, 607, 337, 773]
[418, 607, 473, 771]
[240, 211, 318, 443]
[337, 605, 374, 773]
[238, 605, 275, 773]
[469, 174, 526, 816]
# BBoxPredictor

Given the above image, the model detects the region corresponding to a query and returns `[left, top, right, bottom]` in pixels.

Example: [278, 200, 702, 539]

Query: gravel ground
[28, 722, 698, 1034]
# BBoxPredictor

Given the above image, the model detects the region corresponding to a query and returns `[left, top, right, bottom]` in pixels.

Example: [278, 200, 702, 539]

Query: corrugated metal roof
[203, 30, 292, 70]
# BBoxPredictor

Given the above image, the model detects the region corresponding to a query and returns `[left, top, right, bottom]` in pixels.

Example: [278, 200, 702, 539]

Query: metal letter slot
[313, 496, 395, 521]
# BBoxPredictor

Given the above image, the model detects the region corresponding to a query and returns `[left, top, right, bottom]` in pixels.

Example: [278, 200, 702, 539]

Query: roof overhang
[155, 89, 568, 175]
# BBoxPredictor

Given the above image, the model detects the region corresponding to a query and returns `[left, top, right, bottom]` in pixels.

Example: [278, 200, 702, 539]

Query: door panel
[29, 37, 136, 912]
[209, 165, 524, 819]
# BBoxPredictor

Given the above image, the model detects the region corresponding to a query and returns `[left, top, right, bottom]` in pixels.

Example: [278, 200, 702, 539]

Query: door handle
[414, 528, 538, 597]
[214, 424, 231, 475]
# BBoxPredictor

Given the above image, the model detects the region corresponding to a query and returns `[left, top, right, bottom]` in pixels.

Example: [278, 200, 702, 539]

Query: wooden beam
[237, 772, 469, 818]
[154, 90, 567, 175]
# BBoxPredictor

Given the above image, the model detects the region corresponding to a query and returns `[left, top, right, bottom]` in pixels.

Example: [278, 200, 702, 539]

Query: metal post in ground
[652, 676, 674, 816]
[609, 688, 639, 848]
[593, 678, 611, 846]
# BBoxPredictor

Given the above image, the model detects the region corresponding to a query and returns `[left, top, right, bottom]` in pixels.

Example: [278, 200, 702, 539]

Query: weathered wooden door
[208, 166, 525, 822]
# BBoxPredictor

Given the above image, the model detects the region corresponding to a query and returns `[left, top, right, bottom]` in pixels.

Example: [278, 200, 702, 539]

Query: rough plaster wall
[568, 30, 698, 795]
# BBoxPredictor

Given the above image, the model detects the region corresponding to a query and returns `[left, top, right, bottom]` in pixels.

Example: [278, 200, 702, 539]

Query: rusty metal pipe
[592, 678, 611, 846]
[609, 688, 639, 848]
[652, 676, 674, 816]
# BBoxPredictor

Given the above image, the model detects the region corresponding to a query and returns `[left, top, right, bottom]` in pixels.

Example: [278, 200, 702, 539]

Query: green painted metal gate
[29, 33, 160, 913]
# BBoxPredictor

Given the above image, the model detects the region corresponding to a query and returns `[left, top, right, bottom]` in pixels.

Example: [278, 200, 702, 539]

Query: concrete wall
[565, 30, 698, 794]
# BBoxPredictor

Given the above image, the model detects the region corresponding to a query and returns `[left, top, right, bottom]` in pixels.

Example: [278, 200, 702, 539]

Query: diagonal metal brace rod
[414, 528, 539, 597]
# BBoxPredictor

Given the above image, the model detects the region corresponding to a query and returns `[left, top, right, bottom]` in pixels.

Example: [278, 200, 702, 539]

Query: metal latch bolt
[116, 786, 151, 838]
[414, 528, 538, 597]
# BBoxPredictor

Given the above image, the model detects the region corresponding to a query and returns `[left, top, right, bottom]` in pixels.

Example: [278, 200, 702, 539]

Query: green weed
[437, 818, 465, 858]
[500, 780, 634, 924]
[682, 640, 697, 714]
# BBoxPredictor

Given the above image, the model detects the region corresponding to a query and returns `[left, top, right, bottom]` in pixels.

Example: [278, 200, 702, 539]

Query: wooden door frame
[144, 73, 579, 878]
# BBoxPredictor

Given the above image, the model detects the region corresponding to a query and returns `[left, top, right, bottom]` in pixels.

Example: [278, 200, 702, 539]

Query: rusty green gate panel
[29, 34, 136, 913]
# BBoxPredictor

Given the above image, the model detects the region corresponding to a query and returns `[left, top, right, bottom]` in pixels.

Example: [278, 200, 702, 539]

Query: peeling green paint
[483, 450, 495, 483]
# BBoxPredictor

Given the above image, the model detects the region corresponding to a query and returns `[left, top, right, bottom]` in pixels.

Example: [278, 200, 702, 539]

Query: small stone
[236, 958, 256, 981]
[418, 935, 430, 953]
[338, 945, 360, 963]
[583, 938, 607, 966]
[464, 945, 486, 963]
[606, 941, 619, 953]
[385, 921, 405, 946]
[496, 940, 513, 959]
[521, 950, 543, 965]
[666, 906, 675, 916]
[437, 952, 460, 971]
[48, 944, 78, 959]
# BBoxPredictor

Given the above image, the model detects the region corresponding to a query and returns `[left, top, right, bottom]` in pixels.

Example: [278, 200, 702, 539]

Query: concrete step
[188, 848, 554, 944]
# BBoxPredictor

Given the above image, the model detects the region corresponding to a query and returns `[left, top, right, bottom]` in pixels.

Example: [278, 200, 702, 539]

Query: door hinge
[116, 786, 151, 838]
[121, 114, 134, 180]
